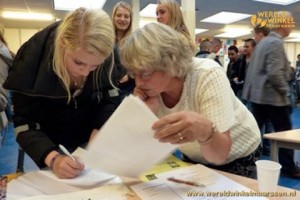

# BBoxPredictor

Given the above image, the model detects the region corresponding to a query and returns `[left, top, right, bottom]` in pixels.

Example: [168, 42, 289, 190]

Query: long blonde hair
[53, 7, 114, 102]
[157, 0, 195, 50]
[111, 1, 133, 42]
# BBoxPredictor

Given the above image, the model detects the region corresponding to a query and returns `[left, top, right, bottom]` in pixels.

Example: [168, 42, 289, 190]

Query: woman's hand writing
[52, 155, 84, 179]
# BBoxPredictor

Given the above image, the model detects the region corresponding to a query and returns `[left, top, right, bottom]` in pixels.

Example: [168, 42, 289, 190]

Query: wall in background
[3, 28, 39, 54]
[3, 27, 300, 69]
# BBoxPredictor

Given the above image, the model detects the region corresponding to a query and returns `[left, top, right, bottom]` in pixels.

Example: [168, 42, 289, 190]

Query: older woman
[120, 23, 261, 178]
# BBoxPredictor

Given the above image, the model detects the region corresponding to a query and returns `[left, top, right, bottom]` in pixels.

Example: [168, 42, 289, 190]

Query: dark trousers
[183, 146, 262, 179]
[251, 103, 296, 172]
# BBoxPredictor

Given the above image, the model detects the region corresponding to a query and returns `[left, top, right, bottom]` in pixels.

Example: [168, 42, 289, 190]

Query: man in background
[195, 39, 212, 58]
[226, 45, 241, 95]
[295, 54, 300, 106]
[242, 12, 300, 178]
[210, 38, 223, 66]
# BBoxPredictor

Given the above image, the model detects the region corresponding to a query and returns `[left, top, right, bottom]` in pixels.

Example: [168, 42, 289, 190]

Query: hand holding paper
[84, 95, 178, 177]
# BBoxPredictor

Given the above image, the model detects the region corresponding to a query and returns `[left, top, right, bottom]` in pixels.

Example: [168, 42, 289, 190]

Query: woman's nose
[80, 66, 91, 76]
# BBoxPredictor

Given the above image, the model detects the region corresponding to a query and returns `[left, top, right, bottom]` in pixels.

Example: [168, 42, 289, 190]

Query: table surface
[123, 170, 299, 200]
[7, 168, 299, 200]
[264, 129, 300, 143]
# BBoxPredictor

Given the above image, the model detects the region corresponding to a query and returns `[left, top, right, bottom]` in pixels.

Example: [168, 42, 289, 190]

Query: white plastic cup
[255, 160, 282, 192]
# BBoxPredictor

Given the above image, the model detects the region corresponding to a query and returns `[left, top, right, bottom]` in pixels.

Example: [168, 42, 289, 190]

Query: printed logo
[250, 11, 295, 28]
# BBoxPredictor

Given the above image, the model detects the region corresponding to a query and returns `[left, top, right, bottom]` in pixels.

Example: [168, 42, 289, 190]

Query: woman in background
[112, 1, 133, 47]
[112, 1, 135, 98]
[156, 0, 195, 50]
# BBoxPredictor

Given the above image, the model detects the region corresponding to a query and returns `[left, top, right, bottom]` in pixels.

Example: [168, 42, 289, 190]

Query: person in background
[111, 1, 135, 98]
[156, 0, 195, 51]
[0, 31, 14, 120]
[210, 38, 223, 66]
[195, 39, 211, 58]
[120, 23, 261, 178]
[238, 46, 244, 59]
[237, 38, 256, 103]
[295, 54, 300, 106]
[242, 11, 300, 178]
[252, 25, 273, 156]
[112, 1, 132, 48]
[0, 32, 13, 143]
[253, 25, 270, 44]
[4, 8, 126, 179]
[226, 45, 242, 95]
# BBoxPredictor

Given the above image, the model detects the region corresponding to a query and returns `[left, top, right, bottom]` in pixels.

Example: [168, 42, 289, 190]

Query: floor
[1, 107, 300, 190]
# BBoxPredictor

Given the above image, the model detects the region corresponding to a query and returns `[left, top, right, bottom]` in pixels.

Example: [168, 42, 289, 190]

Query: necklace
[72, 76, 86, 89]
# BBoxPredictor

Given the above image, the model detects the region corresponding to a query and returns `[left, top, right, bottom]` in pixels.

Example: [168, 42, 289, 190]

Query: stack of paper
[131, 165, 268, 200]
[7, 169, 124, 200]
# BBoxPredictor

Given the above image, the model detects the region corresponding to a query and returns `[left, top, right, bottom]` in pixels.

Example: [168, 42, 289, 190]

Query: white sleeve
[195, 67, 235, 132]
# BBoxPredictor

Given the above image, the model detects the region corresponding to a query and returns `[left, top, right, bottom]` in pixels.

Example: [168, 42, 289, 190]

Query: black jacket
[4, 22, 126, 168]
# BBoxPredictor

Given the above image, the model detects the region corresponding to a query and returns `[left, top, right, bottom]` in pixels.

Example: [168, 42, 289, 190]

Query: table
[263, 129, 300, 162]
[7, 166, 299, 200]
[124, 170, 299, 200]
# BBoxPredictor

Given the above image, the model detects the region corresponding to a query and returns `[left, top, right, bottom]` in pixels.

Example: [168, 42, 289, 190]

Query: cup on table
[255, 160, 282, 192]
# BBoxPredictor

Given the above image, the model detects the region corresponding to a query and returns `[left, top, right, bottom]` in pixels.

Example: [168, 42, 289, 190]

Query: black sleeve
[90, 46, 126, 130]
[12, 92, 57, 168]
[91, 95, 119, 130]
[238, 59, 246, 82]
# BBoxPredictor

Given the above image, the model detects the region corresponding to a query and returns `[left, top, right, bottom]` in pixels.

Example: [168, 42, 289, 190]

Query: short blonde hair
[157, 0, 195, 50]
[119, 23, 193, 77]
[111, 1, 133, 38]
[53, 7, 114, 102]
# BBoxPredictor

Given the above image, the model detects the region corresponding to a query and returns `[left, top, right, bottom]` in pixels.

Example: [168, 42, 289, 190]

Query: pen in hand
[167, 177, 204, 187]
[59, 144, 76, 162]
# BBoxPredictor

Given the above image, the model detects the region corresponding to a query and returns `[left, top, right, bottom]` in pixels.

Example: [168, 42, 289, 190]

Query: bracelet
[198, 123, 217, 145]
[49, 153, 60, 170]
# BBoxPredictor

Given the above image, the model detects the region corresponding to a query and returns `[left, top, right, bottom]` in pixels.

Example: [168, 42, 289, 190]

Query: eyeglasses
[127, 70, 155, 81]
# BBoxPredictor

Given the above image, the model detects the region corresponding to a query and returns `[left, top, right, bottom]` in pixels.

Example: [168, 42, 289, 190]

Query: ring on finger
[178, 132, 184, 140]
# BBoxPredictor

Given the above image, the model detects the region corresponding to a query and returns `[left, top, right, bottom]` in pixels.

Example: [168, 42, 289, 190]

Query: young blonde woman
[112, 1, 133, 47]
[4, 8, 126, 179]
[156, 0, 195, 50]
[112, 1, 135, 97]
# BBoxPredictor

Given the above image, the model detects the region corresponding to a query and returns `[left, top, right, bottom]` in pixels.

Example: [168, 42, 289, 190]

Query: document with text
[84, 95, 178, 177]
[131, 165, 267, 200]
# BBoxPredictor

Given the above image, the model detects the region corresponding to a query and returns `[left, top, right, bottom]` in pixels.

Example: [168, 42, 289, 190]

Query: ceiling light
[54, 0, 106, 11]
[214, 28, 251, 38]
[140, 3, 157, 18]
[285, 38, 300, 42]
[253, 0, 300, 5]
[195, 29, 208, 34]
[289, 33, 300, 38]
[201, 11, 251, 24]
[1, 11, 53, 21]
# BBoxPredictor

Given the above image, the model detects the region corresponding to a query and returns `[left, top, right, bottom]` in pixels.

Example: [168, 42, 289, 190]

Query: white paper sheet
[131, 165, 267, 200]
[84, 95, 177, 177]
[7, 170, 123, 200]
[12, 184, 129, 200]
[38, 168, 116, 187]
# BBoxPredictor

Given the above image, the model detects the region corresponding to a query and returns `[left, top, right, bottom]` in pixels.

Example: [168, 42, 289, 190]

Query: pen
[167, 177, 204, 187]
[59, 144, 76, 162]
